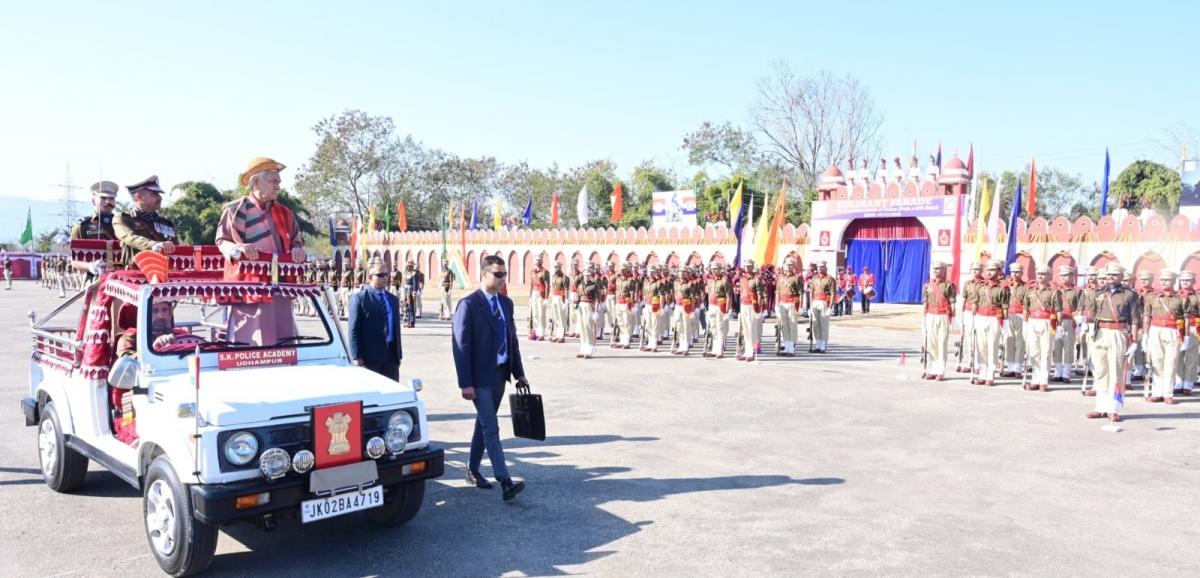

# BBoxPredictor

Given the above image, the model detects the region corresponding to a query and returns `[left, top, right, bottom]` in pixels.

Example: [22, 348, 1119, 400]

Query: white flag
[576, 183, 589, 227]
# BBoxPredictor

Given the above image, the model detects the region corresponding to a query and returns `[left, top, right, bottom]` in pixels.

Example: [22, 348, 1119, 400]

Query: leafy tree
[163, 181, 228, 244]
[1110, 160, 1182, 214]
[621, 161, 677, 228]
[34, 229, 61, 253]
[681, 121, 760, 174]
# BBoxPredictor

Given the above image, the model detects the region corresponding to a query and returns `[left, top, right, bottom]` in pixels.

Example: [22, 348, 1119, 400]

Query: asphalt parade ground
[2, 281, 1198, 577]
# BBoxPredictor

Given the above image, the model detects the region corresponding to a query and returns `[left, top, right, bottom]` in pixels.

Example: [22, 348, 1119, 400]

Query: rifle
[1019, 330, 1030, 390]
[1079, 324, 1094, 393]
[921, 315, 928, 374]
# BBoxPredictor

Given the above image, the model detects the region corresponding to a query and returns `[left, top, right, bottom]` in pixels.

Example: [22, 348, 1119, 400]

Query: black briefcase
[509, 382, 545, 441]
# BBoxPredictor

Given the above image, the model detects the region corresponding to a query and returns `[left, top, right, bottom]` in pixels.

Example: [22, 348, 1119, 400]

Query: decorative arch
[1090, 250, 1118, 272]
[428, 250, 439, 276]
[665, 252, 681, 269]
[709, 251, 726, 265]
[1013, 251, 1036, 284]
[466, 250, 478, 282]
[1047, 251, 1077, 285]
[588, 251, 602, 265]
[1132, 252, 1167, 288]
[554, 251, 567, 271]
[511, 250, 523, 285]
[1181, 251, 1200, 280]
[644, 251, 659, 267]
[416, 250, 425, 274]
[686, 252, 703, 267]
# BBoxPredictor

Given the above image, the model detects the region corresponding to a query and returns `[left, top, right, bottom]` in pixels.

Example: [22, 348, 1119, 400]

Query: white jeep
[20, 248, 443, 576]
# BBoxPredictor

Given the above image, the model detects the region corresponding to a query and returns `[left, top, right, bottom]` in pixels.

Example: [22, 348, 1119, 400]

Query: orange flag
[762, 181, 788, 266]
[397, 200, 408, 232]
[609, 183, 623, 223]
[551, 189, 560, 227]
[1026, 156, 1038, 216]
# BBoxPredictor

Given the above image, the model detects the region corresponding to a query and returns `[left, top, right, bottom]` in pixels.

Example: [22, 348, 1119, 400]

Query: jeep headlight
[385, 411, 414, 454]
[224, 432, 259, 466]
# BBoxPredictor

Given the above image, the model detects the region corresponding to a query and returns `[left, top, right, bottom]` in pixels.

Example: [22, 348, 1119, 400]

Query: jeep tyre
[143, 456, 218, 577]
[38, 402, 89, 492]
[367, 479, 426, 527]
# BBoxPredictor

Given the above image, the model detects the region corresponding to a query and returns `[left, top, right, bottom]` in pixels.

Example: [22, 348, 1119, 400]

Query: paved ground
[1, 280, 1198, 577]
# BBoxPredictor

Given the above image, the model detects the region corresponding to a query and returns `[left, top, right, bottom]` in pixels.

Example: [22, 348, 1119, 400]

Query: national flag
[445, 201, 469, 289]
[610, 182, 623, 223]
[1005, 181, 1023, 274]
[950, 178, 967, 283]
[493, 198, 503, 231]
[973, 179, 991, 259]
[730, 181, 747, 267]
[550, 189, 560, 227]
[1101, 149, 1111, 216]
[521, 197, 532, 227]
[761, 181, 788, 266]
[469, 200, 478, 230]
[1026, 157, 1038, 217]
[349, 215, 359, 270]
[368, 206, 376, 233]
[18, 207, 32, 245]
[397, 200, 408, 232]
[989, 180, 1004, 260]
[440, 207, 447, 254]
[576, 184, 589, 227]
[327, 216, 337, 247]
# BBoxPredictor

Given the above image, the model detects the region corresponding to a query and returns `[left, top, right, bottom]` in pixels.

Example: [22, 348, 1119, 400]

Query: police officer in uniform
[548, 262, 569, 341]
[705, 262, 733, 358]
[922, 261, 956, 381]
[736, 260, 766, 360]
[529, 256, 550, 340]
[113, 175, 177, 265]
[1002, 263, 1028, 377]
[774, 260, 802, 355]
[1022, 265, 1060, 391]
[1143, 270, 1185, 404]
[958, 263, 982, 373]
[972, 261, 1009, 386]
[439, 261, 457, 321]
[1052, 266, 1081, 383]
[808, 261, 836, 353]
[1078, 266, 1101, 389]
[1086, 262, 1139, 421]
[2, 251, 12, 290]
[70, 180, 120, 280]
[1130, 270, 1155, 382]
[1175, 271, 1199, 395]
[577, 263, 602, 358]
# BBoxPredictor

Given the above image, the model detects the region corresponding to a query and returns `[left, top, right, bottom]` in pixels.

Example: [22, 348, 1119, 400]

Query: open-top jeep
[20, 243, 444, 576]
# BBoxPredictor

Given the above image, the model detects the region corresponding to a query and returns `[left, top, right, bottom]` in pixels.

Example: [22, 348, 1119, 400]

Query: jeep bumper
[190, 445, 444, 525]
[21, 397, 38, 427]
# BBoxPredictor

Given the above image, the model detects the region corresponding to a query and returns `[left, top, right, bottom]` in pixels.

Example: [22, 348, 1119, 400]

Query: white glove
[1054, 329, 1065, 342]
[1125, 342, 1138, 358]
[1140, 336, 1148, 350]
[1001, 320, 1011, 339]
[88, 259, 107, 276]
[1183, 336, 1193, 351]
[1073, 316, 1084, 327]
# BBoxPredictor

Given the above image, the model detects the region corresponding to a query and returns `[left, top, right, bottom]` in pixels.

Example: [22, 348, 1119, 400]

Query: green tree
[1110, 160, 1182, 214]
[34, 229, 61, 253]
[163, 181, 228, 244]
[681, 121, 760, 174]
[980, 165, 1095, 223]
[621, 161, 677, 228]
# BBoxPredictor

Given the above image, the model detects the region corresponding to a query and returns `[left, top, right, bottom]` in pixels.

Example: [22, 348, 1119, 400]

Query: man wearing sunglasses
[348, 258, 404, 380]
[452, 255, 528, 502]
[113, 175, 178, 265]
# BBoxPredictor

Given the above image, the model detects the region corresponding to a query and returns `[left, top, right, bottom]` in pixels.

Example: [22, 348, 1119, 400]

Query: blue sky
[1, 0, 1194, 204]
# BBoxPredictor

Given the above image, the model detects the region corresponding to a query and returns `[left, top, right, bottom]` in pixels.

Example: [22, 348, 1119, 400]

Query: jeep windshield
[147, 294, 333, 356]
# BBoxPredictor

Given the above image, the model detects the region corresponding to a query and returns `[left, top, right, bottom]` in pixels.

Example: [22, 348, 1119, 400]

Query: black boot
[466, 469, 493, 489]
[500, 478, 525, 502]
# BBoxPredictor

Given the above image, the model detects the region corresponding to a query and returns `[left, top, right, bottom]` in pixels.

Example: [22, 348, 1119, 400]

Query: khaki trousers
[924, 313, 950, 376]
[578, 302, 596, 355]
[1025, 318, 1052, 384]
[1146, 326, 1180, 398]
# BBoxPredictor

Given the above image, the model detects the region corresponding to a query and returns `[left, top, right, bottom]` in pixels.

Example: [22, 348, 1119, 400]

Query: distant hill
[0, 196, 92, 244]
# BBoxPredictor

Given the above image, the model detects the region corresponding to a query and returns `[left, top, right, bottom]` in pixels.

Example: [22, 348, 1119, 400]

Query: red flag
[609, 183, 623, 223]
[1026, 156, 1038, 216]
[551, 190, 560, 227]
[966, 143, 974, 178]
[349, 215, 359, 270]
[950, 185, 965, 286]
[397, 200, 408, 232]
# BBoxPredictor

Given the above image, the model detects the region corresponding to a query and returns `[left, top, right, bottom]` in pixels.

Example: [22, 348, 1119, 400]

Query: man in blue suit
[349, 258, 403, 380]
[452, 254, 528, 502]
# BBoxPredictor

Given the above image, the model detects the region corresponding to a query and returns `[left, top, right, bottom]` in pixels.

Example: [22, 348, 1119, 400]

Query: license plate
[300, 485, 383, 523]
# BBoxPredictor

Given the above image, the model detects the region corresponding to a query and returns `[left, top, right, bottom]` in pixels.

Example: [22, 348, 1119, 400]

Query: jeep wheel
[143, 457, 218, 577]
[38, 402, 89, 492]
[368, 480, 426, 527]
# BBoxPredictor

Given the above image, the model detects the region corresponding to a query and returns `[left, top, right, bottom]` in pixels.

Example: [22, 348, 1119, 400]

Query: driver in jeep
[116, 301, 192, 358]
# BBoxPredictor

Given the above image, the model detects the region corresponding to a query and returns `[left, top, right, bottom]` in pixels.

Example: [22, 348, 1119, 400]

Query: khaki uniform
[657, 277, 674, 342]
[642, 276, 662, 349]
[630, 273, 645, 338]
[1078, 283, 1099, 379]
[614, 274, 637, 347]
[549, 272, 569, 339]
[440, 270, 457, 320]
[959, 278, 980, 372]
[738, 273, 766, 359]
[671, 279, 694, 353]
[972, 280, 1009, 383]
[529, 266, 550, 339]
[923, 279, 957, 377]
[1053, 283, 1082, 380]
[578, 275, 602, 356]
[568, 270, 584, 337]
[1177, 290, 1199, 392]
[1088, 286, 1138, 414]
[808, 273, 836, 350]
[1005, 279, 1029, 374]
[774, 273, 802, 354]
[1131, 288, 1152, 378]
[113, 210, 177, 266]
[1143, 291, 1185, 400]
[706, 275, 733, 356]
[1023, 284, 1060, 387]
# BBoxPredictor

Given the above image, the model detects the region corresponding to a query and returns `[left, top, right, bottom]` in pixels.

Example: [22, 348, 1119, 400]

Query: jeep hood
[187, 364, 418, 426]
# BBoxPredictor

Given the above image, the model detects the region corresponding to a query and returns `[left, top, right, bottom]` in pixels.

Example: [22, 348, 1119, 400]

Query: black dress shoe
[500, 478, 525, 502]
[466, 470, 493, 489]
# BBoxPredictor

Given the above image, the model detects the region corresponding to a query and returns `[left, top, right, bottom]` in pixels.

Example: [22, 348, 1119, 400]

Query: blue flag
[469, 200, 478, 230]
[1101, 148, 1111, 216]
[327, 217, 337, 247]
[521, 197, 532, 227]
[732, 184, 747, 268]
[1005, 181, 1022, 274]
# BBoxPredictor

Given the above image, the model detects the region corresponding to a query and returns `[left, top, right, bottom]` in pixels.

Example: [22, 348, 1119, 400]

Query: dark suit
[452, 289, 525, 481]
[348, 287, 404, 380]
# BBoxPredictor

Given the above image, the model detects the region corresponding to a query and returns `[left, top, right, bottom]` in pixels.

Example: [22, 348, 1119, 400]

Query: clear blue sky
[1, 0, 1194, 203]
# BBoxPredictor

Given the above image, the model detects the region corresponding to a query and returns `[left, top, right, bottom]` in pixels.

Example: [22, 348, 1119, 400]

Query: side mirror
[108, 356, 141, 390]
[409, 378, 423, 392]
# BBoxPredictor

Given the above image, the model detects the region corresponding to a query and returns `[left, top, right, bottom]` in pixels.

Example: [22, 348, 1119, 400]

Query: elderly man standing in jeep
[215, 157, 306, 345]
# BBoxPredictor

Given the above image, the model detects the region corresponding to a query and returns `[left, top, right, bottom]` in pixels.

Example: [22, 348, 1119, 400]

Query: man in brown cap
[1002, 262, 1027, 377]
[1176, 271, 1199, 395]
[808, 261, 836, 353]
[1022, 265, 1060, 391]
[1086, 262, 1138, 421]
[529, 255, 549, 340]
[922, 261, 956, 380]
[1143, 269, 1184, 404]
[1052, 265, 1080, 384]
[114, 175, 178, 264]
[971, 261, 1009, 385]
[70, 180, 120, 279]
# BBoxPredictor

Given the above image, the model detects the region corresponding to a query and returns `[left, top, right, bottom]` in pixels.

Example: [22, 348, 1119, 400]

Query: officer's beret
[240, 157, 286, 187]
[90, 181, 119, 198]
[126, 175, 163, 195]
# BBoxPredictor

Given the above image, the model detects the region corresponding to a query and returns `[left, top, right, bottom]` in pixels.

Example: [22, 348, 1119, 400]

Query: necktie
[379, 290, 394, 343]
[490, 295, 508, 359]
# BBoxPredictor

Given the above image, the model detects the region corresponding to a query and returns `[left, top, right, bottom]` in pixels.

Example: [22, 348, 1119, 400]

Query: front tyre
[367, 480, 426, 527]
[143, 457, 218, 577]
[38, 402, 89, 492]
